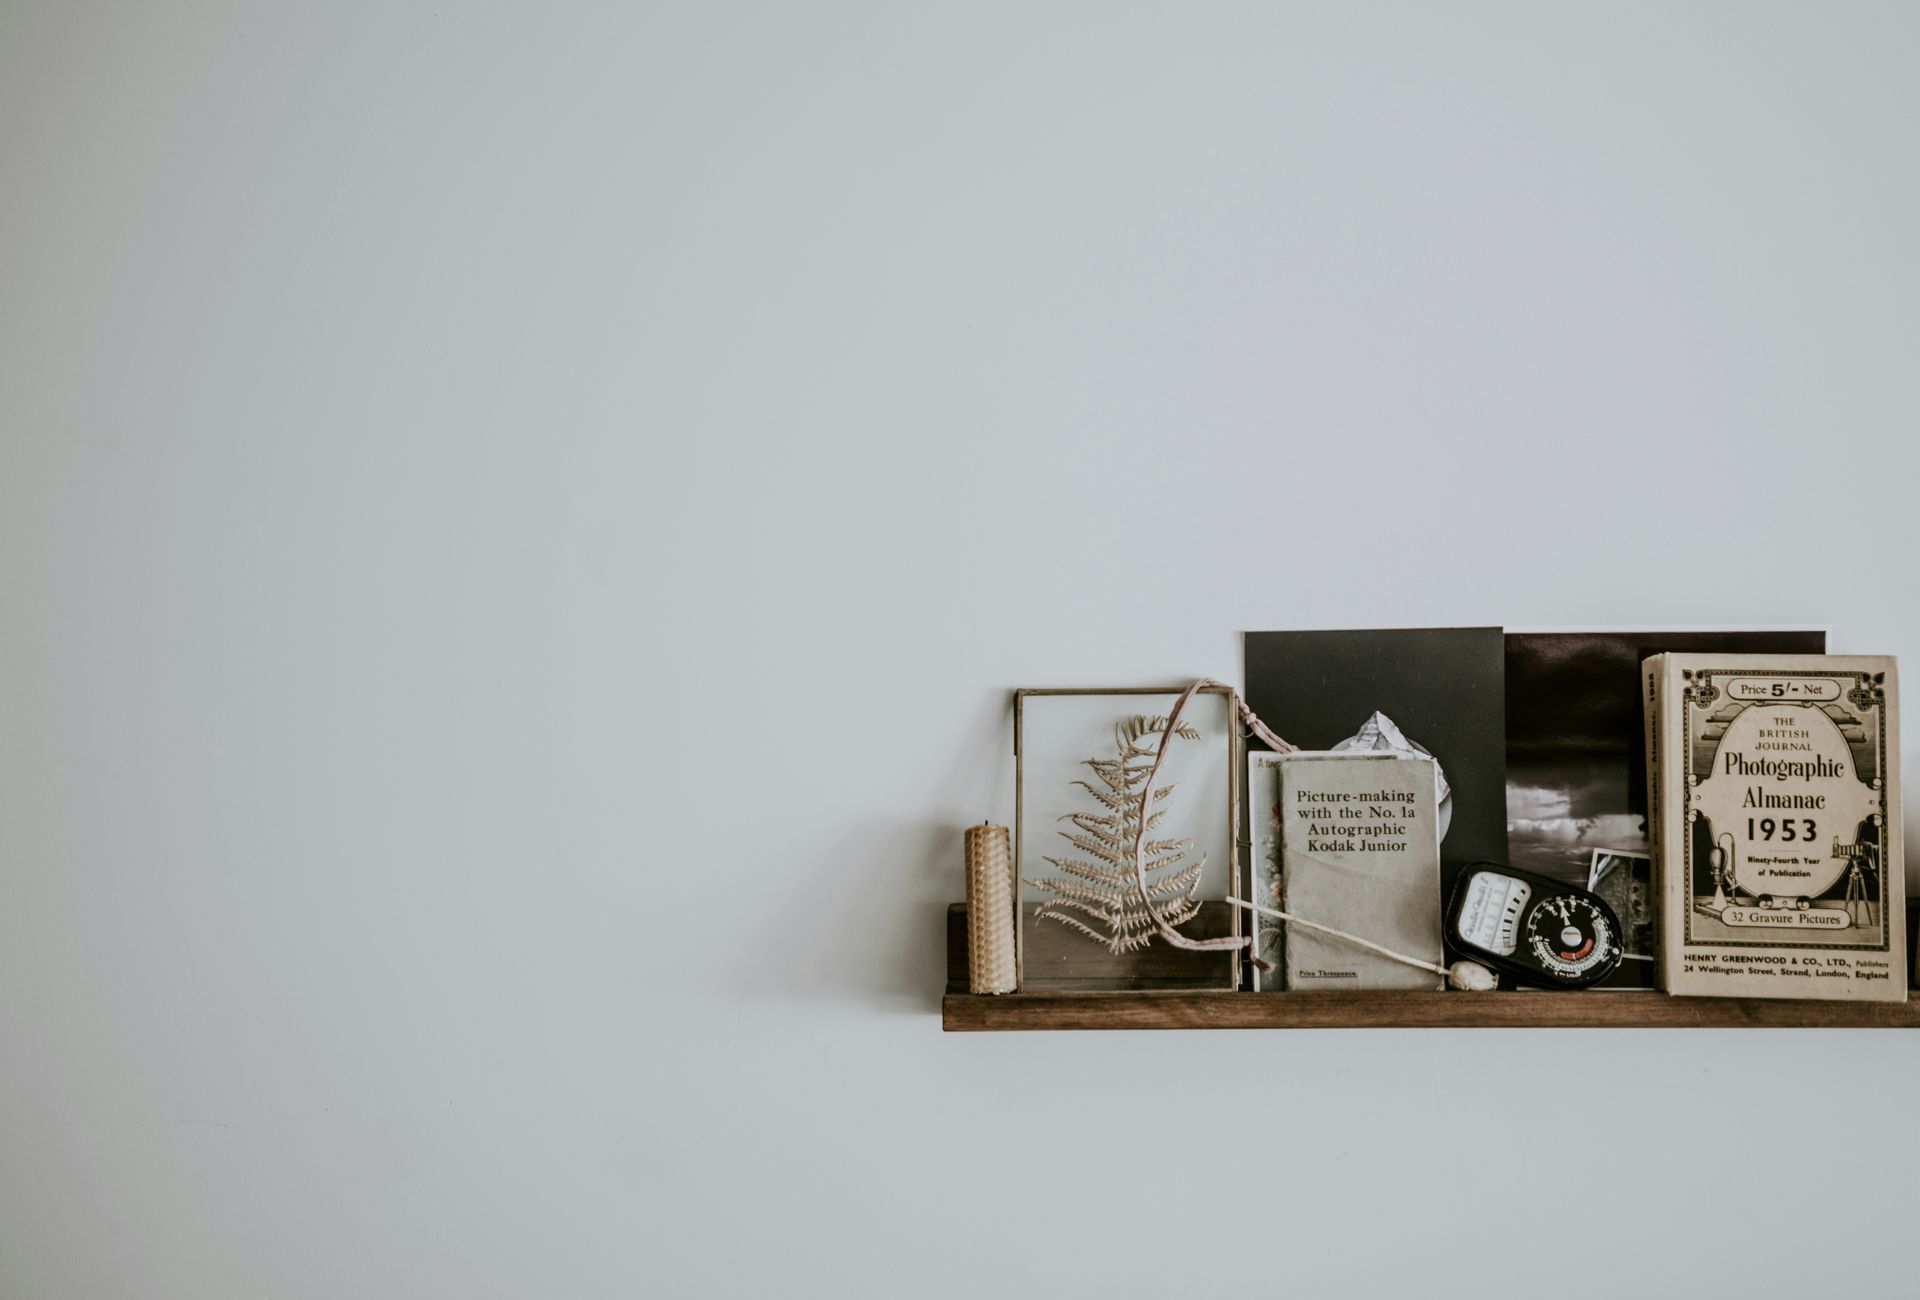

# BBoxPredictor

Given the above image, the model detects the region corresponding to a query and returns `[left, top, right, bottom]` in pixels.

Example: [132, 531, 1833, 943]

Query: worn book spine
[1642, 654, 1666, 983]
[1651, 654, 1904, 1002]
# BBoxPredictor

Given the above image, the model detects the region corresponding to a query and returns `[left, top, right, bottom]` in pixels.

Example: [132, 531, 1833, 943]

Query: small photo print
[1588, 849, 1655, 963]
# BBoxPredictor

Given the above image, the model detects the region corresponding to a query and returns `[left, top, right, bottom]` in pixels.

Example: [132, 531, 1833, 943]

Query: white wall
[2, 4, 1916, 1297]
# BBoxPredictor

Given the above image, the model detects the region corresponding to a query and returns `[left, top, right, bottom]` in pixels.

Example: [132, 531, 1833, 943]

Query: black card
[1243, 627, 1509, 900]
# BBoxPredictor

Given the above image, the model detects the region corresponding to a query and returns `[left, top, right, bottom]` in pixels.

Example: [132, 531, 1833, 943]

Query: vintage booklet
[1248, 751, 1443, 992]
[1644, 654, 1904, 1001]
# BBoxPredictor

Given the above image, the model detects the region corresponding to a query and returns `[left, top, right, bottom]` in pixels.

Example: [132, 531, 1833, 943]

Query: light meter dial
[1444, 863, 1624, 990]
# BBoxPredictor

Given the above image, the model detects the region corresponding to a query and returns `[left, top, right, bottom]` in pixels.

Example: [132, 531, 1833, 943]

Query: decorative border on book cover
[1679, 668, 1891, 955]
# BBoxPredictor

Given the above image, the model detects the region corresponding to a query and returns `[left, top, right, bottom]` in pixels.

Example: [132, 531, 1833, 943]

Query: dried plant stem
[1130, 677, 1296, 960]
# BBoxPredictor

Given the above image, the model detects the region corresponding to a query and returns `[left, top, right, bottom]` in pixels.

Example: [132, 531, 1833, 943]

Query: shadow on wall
[733, 689, 1013, 1016]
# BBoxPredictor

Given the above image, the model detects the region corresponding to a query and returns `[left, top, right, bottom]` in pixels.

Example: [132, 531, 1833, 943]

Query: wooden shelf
[944, 906, 1920, 1030]
[943, 988, 1920, 1031]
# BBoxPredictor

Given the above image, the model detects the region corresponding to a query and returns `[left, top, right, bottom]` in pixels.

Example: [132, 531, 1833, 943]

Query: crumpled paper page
[1330, 710, 1454, 841]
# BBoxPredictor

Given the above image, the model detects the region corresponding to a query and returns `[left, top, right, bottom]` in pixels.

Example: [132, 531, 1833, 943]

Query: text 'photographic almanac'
[1644, 655, 1905, 1002]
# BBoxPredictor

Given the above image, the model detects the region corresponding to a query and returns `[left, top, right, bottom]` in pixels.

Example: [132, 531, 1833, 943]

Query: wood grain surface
[944, 905, 1920, 1030]
[942, 989, 1920, 1030]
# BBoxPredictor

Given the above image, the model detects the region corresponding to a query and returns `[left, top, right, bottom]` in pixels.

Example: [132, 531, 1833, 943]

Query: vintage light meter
[1445, 862, 1624, 990]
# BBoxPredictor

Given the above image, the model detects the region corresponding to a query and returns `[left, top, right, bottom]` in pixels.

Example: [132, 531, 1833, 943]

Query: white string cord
[1223, 895, 1451, 978]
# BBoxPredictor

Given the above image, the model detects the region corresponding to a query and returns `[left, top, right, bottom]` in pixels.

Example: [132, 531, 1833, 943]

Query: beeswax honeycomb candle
[965, 824, 1016, 994]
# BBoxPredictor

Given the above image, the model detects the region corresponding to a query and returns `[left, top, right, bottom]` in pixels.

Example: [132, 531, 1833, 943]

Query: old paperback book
[1645, 654, 1904, 1001]
[1249, 751, 1443, 991]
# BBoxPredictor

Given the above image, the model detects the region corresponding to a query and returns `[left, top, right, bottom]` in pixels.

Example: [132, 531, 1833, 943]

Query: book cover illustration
[1651, 654, 1904, 1002]
[1249, 751, 1443, 992]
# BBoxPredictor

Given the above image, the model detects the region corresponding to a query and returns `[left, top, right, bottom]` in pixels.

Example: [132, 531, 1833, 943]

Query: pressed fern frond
[1031, 874, 1132, 909]
[1069, 782, 1174, 814]
[1118, 715, 1202, 749]
[1040, 856, 1135, 888]
[1060, 808, 1169, 846]
[1033, 910, 1115, 947]
[1023, 713, 1209, 955]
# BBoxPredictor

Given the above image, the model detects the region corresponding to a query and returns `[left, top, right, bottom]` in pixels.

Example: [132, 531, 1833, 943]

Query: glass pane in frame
[1014, 687, 1241, 992]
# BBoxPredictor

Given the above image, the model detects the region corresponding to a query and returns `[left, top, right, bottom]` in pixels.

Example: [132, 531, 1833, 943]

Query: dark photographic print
[1504, 631, 1825, 986]
[1504, 631, 1826, 883]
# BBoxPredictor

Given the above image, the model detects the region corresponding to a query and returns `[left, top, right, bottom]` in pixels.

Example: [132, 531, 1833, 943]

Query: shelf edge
[941, 990, 1920, 1031]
